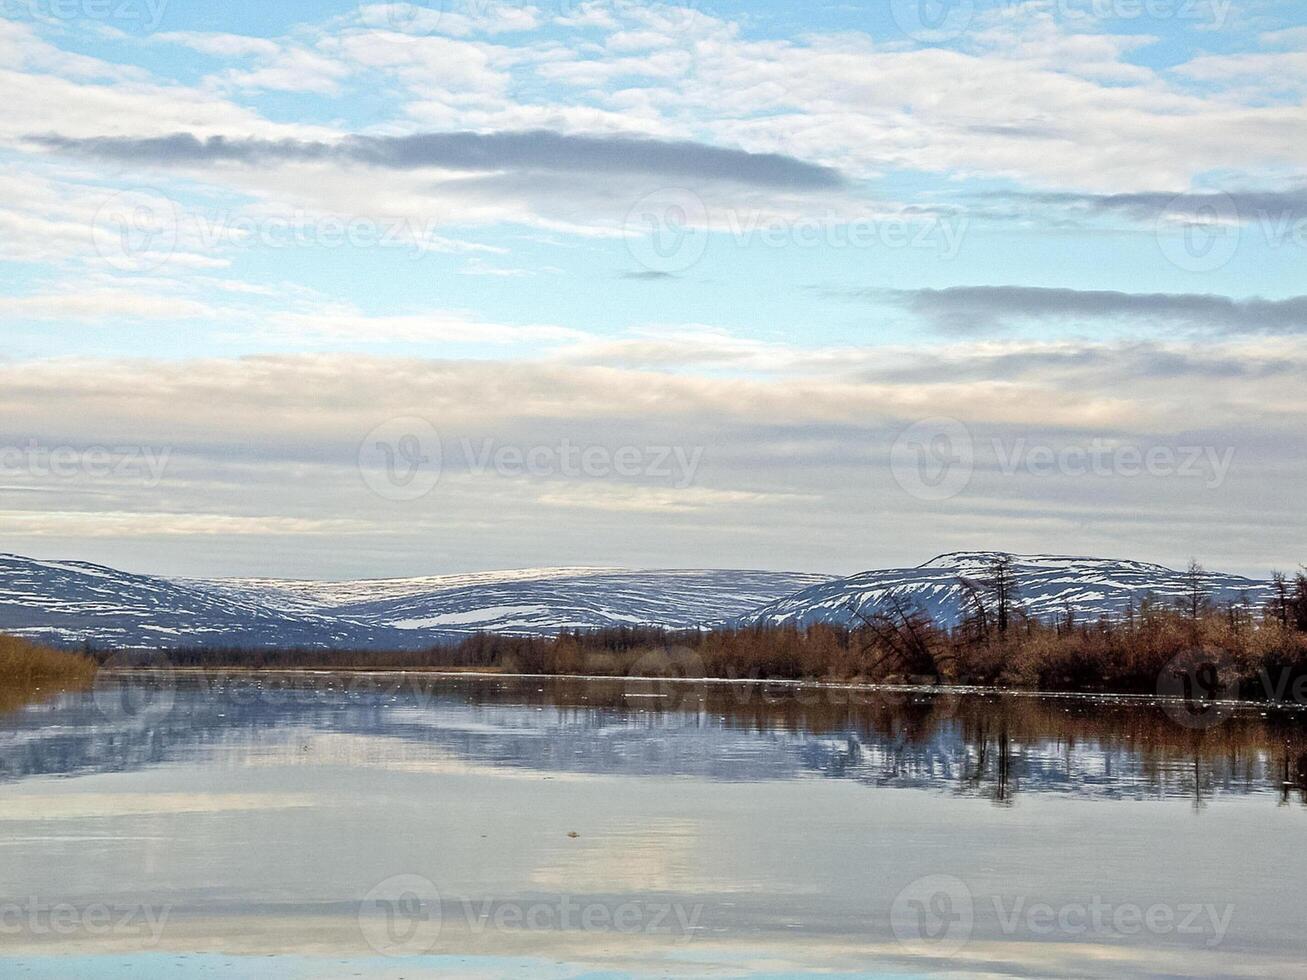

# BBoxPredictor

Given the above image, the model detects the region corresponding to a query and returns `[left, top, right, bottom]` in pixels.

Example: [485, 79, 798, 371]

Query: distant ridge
[739, 552, 1274, 630]
[0, 553, 827, 649]
[0, 551, 1277, 650]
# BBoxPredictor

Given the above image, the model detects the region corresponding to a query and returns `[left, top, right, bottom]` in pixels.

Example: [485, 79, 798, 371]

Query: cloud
[885, 286, 1307, 335]
[3, 345, 1304, 576]
[153, 32, 281, 59]
[1012, 188, 1307, 221]
[0, 288, 217, 322]
[29, 130, 846, 190]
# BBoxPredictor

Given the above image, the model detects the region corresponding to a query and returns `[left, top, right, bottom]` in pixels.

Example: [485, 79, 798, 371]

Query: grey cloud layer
[4, 348, 1303, 577]
[30, 131, 845, 190]
[1017, 188, 1307, 220]
[886, 286, 1307, 334]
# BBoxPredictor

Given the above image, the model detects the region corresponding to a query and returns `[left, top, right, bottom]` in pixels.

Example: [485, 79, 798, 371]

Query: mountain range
[741, 552, 1274, 630]
[0, 551, 1275, 650]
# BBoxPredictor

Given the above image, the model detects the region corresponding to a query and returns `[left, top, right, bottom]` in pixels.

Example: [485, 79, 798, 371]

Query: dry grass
[0, 634, 97, 712]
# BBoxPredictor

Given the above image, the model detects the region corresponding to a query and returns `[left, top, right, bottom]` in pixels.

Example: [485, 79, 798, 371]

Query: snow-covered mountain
[0, 550, 1279, 650]
[0, 554, 398, 649]
[740, 552, 1275, 630]
[0, 553, 827, 649]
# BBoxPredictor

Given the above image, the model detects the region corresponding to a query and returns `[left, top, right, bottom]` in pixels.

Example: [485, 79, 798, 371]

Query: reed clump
[0, 634, 97, 711]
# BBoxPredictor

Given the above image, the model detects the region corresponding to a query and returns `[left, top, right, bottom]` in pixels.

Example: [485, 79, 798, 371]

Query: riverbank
[127, 606, 1307, 704]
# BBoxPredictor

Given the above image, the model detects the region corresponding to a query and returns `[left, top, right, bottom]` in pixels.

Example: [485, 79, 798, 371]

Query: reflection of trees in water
[2, 674, 1307, 806]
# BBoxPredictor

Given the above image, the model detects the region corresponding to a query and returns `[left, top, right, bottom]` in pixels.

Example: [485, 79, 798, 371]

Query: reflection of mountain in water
[3, 675, 1306, 806]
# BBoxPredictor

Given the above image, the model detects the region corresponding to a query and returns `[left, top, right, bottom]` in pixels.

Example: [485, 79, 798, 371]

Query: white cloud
[153, 32, 281, 59]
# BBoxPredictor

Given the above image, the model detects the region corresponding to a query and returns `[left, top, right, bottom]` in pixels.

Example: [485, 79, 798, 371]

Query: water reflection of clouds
[237, 732, 606, 782]
[528, 819, 706, 895]
[0, 792, 313, 820]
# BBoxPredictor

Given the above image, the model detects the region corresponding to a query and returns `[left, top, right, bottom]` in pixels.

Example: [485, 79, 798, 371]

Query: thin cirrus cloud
[882, 286, 1307, 335]
[28, 130, 847, 191]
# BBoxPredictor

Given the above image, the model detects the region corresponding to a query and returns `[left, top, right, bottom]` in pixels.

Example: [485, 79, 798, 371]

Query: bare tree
[957, 576, 990, 644]
[983, 554, 1021, 638]
[847, 593, 948, 679]
[1271, 572, 1290, 628]
[1183, 559, 1210, 621]
[1294, 572, 1307, 633]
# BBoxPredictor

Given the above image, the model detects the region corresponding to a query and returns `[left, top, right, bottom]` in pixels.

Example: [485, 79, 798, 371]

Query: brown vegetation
[155, 562, 1307, 703]
[0, 634, 97, 712]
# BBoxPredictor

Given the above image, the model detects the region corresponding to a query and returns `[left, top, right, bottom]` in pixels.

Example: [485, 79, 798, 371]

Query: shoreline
[99, 665, 1307, 715]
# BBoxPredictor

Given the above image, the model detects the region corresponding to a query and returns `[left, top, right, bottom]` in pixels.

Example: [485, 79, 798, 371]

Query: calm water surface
[1, 671, 1305, 978]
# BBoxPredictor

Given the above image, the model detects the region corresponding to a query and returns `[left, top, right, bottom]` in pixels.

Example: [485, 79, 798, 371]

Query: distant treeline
[123, 560, 1307, 701]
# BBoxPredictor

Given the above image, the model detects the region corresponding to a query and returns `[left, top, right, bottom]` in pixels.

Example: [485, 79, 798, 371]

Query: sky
[1, 0, 1305, 580]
